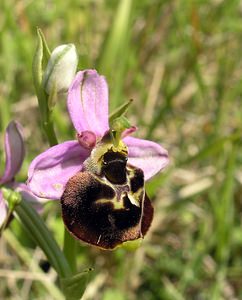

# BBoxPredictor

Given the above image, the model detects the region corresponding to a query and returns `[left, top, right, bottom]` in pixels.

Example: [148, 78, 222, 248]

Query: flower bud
[43, 44, 78, 94]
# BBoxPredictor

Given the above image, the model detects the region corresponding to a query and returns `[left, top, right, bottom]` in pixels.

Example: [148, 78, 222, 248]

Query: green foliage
[0, 0, 242, 299]
[61, 268, 93, 300]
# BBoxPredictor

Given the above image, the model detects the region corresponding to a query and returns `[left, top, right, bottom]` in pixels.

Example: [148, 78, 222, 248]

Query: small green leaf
[110, 116, 131, 147]
[1, 187, 12, 201]
[0, 188, 22, 236]
[110, 116, 131, 132]
[37, 28, 51, 65]
[8, 191, 21, 210]
[1, 188, 21, 210]
[109, 99, 133, 123]
[61, 268, 93, 300]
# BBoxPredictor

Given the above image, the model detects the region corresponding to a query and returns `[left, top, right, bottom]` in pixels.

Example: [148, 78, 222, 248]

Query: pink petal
[121, 126, 138, 138]
[0, 191, 7, 227]
[67, 69, 109, 137]
[27, 141, 90, 200]
[0, 121, 25, 184]
[123, 136, 169, 181]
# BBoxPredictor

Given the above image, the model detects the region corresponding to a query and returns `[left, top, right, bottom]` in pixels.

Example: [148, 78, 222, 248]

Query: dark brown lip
[61, 164, 153, 250]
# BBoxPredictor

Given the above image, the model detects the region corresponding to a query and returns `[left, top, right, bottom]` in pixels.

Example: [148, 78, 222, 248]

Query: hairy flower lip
[61, 165, 154, 250]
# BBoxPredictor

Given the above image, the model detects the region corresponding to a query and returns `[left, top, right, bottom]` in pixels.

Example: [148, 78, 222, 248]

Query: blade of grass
[97, 0, 132, 78]
[4, 230, 65, 300]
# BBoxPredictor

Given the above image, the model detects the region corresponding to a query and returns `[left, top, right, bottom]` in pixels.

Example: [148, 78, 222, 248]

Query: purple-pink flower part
[0, 121, 44, 226]
[27, 69, 169, 249]
[0, 121, 25, 185]
[28, 69, 169, 200]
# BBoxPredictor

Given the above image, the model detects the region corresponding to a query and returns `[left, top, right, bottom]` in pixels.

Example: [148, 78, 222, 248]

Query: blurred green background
[0, 0, 242, 299]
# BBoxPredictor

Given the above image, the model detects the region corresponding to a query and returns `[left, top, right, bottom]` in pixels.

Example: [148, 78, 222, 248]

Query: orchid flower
[27, 69, 169, 249]
[0, 121, 43, 228]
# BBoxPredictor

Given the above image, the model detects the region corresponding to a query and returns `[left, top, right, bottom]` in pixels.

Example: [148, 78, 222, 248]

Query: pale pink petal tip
[68, 69, 109, 137]
[122, 126, 138, 138]
[124, 136, 169, 181]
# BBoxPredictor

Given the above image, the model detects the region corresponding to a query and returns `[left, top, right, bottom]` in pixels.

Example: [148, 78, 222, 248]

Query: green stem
[36, 88, 58, 146]
[15, 199, 72, 278]
[32, 29, 58, 146]
[43, 116, 58, 146]
[63, 229, 77, 273]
